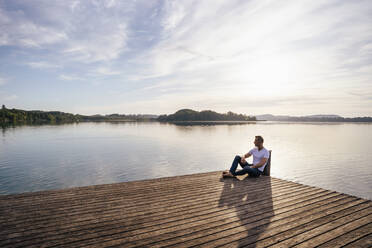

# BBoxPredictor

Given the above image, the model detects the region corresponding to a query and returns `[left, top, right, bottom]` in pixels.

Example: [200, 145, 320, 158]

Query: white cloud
[161, 1, 186, 31]
[26, 61, 61, 69]
[0, 1, 131, 63]
[0, 77, 7, 86]
[69, 1, 80, 12]
[104, 0, 118, 8]
[0, 0, 371, 116]
[62, 23, 128, 63]
[74, 86, 372, 117]
[0, 7, 67, 47]
[94, 67, 121, 76]
[59, 74, 84, 81]
[128, 0, 372, 116]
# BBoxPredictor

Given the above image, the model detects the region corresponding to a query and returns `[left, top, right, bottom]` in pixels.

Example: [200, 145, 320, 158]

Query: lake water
[0, 121, 371, 200]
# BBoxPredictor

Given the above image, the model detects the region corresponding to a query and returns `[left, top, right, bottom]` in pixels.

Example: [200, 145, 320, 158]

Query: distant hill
[83, 113, 158, 121]
[255, 114, 291, 121]
[306, 114, 342, 118]
[157, 109, 256, 122]
[255, 114, 372, 122]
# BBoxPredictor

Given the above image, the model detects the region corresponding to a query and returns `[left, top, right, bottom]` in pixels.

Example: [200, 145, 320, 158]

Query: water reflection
[0, 121, 371, 200]
[171, 121, 257, 126]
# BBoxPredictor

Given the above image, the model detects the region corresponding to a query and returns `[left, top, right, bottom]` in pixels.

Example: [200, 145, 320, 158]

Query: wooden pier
[0, 171, 371, 247]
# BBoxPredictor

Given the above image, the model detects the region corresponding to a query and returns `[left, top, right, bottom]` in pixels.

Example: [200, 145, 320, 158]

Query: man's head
[254, 135, 264, 148]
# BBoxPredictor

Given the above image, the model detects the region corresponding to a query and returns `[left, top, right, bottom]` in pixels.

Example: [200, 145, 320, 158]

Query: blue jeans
[229, 155, 262, 177]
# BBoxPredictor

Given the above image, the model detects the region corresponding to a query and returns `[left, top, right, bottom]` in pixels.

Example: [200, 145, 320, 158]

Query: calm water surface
[1, 122, 371, 200]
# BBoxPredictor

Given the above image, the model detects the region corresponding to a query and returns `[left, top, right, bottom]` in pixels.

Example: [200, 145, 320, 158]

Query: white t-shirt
[248, 147, 270, 172]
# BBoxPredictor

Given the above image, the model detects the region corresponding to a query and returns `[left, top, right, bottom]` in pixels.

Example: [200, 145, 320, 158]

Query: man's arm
[242, 152, 252, 158]
[250, 157, 268, 168]
[240, 152, 252, 163]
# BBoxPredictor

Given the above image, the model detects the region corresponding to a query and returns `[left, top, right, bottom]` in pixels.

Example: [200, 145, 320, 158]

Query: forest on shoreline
[1, 105, 372, 126]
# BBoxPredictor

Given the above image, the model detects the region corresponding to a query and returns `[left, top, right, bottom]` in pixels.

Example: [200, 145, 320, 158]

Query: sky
[0, 0, 371, 117]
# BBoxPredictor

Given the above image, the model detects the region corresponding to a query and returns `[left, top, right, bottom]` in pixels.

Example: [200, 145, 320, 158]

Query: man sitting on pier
[223, 135, 269, 178]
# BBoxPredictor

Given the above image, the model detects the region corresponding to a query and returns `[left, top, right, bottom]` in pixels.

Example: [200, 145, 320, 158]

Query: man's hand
[240, 156, 246, 163]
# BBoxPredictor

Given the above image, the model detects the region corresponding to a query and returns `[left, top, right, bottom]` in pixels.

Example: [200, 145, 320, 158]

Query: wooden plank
[0, 175, 289, 212]
[292, 215, 372, 247]
[317, 222, 372, 247]
[169, 198, 369, 248]
[0, 179, 291, 231]
[24, 189, 332, 247]
[342, 233, 372, 248]
[0, 171, 228, 205]
[0, 172, 231, 205]
[0, 183, 315, 247]
[0, 177, 280, 221]
[271, 207, 371, 247]
[237, 201, 371, 248]
[0, 176, 279, 211]
[0, 171, 370, 248]
[88, 192, 344, 248]
[0, 183, 296, 242]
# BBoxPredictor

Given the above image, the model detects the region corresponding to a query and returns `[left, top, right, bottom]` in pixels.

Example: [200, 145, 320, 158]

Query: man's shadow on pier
[218, 174, 274, 247]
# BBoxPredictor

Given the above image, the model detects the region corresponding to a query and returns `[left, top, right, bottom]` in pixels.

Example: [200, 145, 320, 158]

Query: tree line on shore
[0, 106, 256, 125]
[1, 105, 80, 125]
[2, 105, 372, 126]
[0, 105, 156, 125]
[157, 109, 256, 121]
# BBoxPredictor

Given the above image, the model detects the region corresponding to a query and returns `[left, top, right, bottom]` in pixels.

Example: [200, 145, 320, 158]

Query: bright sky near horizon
[0, 0, 371, 117]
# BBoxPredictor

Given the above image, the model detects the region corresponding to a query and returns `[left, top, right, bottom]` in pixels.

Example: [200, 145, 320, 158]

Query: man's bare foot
[222, 172, 236, 178]
[222, 170, 229, 174]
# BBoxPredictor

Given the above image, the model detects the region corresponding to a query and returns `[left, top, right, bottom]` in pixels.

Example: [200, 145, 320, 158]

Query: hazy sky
[0, 0, 371, 116]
